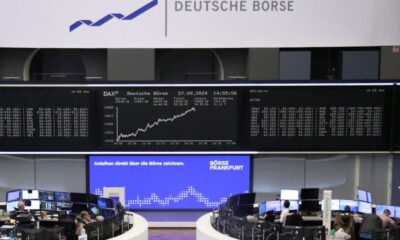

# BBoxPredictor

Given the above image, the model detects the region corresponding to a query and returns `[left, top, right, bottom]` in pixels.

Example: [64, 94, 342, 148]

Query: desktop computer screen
[70, 193, 88, 203]
[395, 207, 400, 219]
[97, 198, 108, 208]
[367, 192, 372, 203]
[358, 189, 368, 202]
[281, 200, 299, 210]
[375, 205, 395, 216]
[321, 199, 340, 211]
[22, 190, 39, 200]
[259, 201, 267, 215]
[40, 201, 56, 211]
[54, 192, 71, 202]
[6, 190, 20, 202]
[280, 190, 299, 200]
[89, 155, 251, 210]
[339, 200, 358, 212]
[300, 188, 319, 200]
[6, 201, 19, 212]
[39, 191, 54, 201]
[358, 201, 372, 214]
[24, 200, 40, 210]
[266, 200, 281, 212]
[56, 202, 72, 209]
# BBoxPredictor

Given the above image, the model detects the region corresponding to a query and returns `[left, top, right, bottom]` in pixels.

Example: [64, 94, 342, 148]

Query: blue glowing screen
[89, 155, 251, 209]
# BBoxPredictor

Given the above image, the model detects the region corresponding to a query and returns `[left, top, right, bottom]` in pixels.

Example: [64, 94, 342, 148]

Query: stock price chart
[101, 88, 239, 149]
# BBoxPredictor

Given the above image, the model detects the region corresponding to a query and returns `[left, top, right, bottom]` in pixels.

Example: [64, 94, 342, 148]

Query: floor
[149, 228, 196, 240]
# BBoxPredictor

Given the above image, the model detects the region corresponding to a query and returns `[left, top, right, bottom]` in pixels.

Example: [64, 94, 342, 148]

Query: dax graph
[101, 89, 240, 149]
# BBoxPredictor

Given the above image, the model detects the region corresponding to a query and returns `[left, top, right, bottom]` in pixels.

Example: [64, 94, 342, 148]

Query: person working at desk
[379, 209, 396, 229]
[280, 200, 291, 225]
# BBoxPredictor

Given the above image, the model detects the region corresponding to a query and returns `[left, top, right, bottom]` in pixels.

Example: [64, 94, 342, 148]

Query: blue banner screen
[89, 155, 251, 209]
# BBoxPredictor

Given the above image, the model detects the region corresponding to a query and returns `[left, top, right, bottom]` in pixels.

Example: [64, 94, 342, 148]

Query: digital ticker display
[88, 155, 251, 210]
[100, 88, 240, 149]
[0, 88, 94, 150]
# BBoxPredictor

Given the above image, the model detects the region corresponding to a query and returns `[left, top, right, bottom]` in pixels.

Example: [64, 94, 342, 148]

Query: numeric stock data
[0, 88, 94, 150]
[101, 88, 240, 149]
[247, 86, 392, 151]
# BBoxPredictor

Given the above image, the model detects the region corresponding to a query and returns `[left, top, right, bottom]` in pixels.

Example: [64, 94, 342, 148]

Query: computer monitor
[24, 200, 40, 210]
[40, 201, 56, 211]
[227, 195, 240, 208]
[22, 190, 39, 200]
[281, 189, 299, 200]
[90, 205, 100, 215]
[375, 205, 395, 216]
[97, 198, 107, 208]
[259, 201, 267, 215]
[54, 192, 71, 202]
[367, 192, 372, 203]
[281, 200, 299, 210]
[71, 203, 88, 214]
[70, 193, 87, 203]
[339, 200, 358, 212]
[6, 201, 19, 212]
[358, 189, 368, 202]
[300, 201, 321, 212]
[56, 202, 72, 209]
[233, 205, 254, 217]
[394, 207, 400, 219]
[266, 200, 281, 212]
[237, 193, 256, 205]
[331, 199, 340, 211]
[358, 201, 372, 214]
[39, 191, 54, 201]
[6, 190, 20, 202]
[300, 188, 319, 200]
[88, 194, 98, 205]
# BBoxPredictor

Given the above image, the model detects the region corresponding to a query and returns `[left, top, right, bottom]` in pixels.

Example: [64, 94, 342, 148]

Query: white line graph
[125, 186, 230, 208]
[116, 107, 197, 141]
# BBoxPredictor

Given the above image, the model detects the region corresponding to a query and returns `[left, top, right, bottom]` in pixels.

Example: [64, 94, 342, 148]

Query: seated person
[80, 211, 95, 225]
[379, 209, 396, 229]
[75, 210, 96, 236]
[334, 214, 353, 240]
[359, 214, 384, 240]
[280, 200, 291, 225]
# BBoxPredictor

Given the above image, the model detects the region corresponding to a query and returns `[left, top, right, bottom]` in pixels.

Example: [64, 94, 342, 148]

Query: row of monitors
[279, 189, 372, 203]
[6, 190, 114, 211]
[259, 199, 376, 215]
[280, 189, 319, 201]
[2, 84, 400, 151]
[322, 199, 400, 217]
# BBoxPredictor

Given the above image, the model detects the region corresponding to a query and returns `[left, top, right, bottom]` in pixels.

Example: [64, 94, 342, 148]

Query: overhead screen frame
[0, 81, 399, 154]
[86, 154, 254, 211]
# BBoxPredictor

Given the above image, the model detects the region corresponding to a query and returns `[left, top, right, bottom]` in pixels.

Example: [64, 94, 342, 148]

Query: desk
[108, 212, 148, 240]
[196, 212, 237, 240]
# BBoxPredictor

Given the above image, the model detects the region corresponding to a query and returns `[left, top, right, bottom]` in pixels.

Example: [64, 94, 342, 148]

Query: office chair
[285, 213, 303, 227]
[280, 226, 304, 240]
[303, 226, 325, 240]
[21, 228, 45, 240]
[226, 216, 245, 240]
[43, 226, 65, 240]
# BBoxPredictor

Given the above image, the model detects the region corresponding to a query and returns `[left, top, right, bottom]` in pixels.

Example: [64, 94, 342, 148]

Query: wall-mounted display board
[0, 83, 397, 153]
[246, 86, 392, 151]
[100, 88, 241, 150]
[0, 88, 96, 150]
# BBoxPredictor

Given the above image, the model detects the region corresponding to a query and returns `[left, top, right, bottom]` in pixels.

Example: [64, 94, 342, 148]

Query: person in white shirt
[280, 200, 291, 225]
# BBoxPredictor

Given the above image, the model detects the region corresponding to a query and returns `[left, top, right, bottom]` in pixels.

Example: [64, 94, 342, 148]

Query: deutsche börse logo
[210, 160, 244, 171]
[69, 0, 158, 32]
